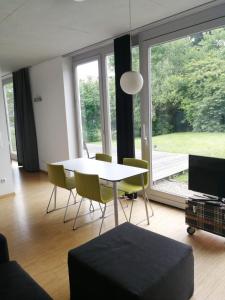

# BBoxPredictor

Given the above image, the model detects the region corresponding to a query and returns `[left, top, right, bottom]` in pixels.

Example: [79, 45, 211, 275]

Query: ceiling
[0, 0, 223, 74]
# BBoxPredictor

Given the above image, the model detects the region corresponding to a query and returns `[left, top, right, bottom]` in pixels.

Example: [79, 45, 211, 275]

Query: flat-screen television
[189, 155, 225, 200]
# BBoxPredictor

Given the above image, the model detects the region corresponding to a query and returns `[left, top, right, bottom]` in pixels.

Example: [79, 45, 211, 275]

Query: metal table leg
[113, 181, 119, 226]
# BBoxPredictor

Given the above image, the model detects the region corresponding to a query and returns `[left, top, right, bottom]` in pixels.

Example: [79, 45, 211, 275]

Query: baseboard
[40, 169, 47, 174]
[0, 192, 15, 199]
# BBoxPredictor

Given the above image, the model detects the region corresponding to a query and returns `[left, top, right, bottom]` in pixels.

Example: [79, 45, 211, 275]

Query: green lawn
[92, 132, 225, 159]
[152, 132, 225, 158]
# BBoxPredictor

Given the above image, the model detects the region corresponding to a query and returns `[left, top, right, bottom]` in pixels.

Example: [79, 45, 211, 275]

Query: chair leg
[129, 196, 135, 222]
[141, 174, 150, 225]
[71, 190, 77, 204]
[119, 199, 128, 222]
[73, 197, 84, 230]
[145, 191, 154, 217]
[54, 186, 57, 209]
[143, 193, 150, 225]
[63, 190, 72, 223]
[89, 200, 95, 212]
[99, 203, 104, 217]
[99, 204, 107, 236]
[46, 186, 56, 213]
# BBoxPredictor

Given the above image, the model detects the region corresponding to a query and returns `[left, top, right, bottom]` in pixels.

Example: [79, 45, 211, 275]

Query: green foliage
[151, 27, 225, 135]
[79, 27, 225, 142]
[79, 78, 101, 142]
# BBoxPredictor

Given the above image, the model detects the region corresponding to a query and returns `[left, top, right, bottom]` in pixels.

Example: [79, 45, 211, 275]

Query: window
[149, 26, 225, 198]
[76, 59, 103, 157]
[105, 46, 141, 161]
[3, 79, 17, 159]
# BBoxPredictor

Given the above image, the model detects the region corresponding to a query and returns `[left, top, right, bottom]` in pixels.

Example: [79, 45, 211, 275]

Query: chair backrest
[75, 171, 102, 202]
[95, 153, 112, 163]
[123, 158, 149, 187]
[47, 164, 66, 188]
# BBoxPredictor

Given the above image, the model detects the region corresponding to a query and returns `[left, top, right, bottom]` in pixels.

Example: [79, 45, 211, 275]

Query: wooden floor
[1, 164, 225, 300]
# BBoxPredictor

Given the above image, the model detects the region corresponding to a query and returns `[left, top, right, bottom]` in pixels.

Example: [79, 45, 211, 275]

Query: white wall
[30, 57, 70, 171]
[0, 71, 14, 196]
[62, 57, 78, 158]
[30, 56, 78, 171]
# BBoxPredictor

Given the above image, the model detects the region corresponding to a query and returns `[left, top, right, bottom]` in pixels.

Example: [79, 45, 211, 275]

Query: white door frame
[139, 38, 187, 209]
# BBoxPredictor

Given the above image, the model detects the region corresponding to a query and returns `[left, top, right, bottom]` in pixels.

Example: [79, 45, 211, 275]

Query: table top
[55, 158, 148, 182]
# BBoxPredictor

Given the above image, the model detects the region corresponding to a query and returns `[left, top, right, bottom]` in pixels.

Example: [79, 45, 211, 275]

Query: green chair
[72, 171, 126, 235]
[95, 153, 112, 162]
[47, 164, 77, 222]
[118, 158, 154, 224]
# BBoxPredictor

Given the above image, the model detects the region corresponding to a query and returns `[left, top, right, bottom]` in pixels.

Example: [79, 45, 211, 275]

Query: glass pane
[150, 27, 225, 198]
[106, 54, 117, 162]
[106, 47, 141, 162]
[3, 81, 16, 154]
[76, 60, 103, 157]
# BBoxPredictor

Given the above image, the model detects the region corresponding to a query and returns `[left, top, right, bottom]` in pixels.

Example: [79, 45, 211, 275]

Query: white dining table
[55, 158, 149, 227]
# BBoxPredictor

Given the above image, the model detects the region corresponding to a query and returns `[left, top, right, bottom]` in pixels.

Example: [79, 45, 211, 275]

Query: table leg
[113, 182, 119, 226]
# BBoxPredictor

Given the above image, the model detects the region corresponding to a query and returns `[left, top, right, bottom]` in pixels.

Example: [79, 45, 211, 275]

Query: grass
[172, 171, 188, 184]
[90, 132, 225, 158]
[152, 132, 225, 159]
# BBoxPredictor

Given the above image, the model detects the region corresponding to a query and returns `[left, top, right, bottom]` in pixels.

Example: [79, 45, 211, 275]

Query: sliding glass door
[144, 25, 225, 203]
[75, 46, 142, 161]
[105, 47, 141, 161]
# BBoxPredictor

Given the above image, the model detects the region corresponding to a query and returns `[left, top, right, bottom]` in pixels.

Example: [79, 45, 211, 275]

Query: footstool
[68, 222, 194, 300]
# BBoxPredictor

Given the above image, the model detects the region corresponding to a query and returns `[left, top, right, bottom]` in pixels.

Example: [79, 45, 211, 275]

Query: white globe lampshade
[120, 71, 144, 95]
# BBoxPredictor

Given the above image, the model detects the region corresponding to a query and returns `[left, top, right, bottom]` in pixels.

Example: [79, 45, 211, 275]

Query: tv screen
[188, 155, 225, 199]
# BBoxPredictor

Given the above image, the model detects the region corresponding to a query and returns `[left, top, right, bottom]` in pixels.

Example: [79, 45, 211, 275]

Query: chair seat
[65, 176, 76, 190]
[100, 185, 124, 204]
[118, 180, 147, 194]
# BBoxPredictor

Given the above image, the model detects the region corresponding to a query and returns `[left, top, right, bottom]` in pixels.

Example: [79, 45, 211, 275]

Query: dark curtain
[114, 35, 135, 164]
[13, 68, 39, 171]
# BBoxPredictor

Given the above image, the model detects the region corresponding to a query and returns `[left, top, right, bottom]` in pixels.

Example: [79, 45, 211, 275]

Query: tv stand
[185, 198, 225, 238]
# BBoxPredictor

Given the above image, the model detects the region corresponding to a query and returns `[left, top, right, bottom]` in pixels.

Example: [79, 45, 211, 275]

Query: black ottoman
[68, 222, 194, 300]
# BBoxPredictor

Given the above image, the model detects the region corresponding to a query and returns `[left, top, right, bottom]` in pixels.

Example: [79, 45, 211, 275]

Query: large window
[76, 59, 103, 157]
[105, 46, 141, 161]
[106, 54, 116, 160]
[3, 79, 17, 159]
[149, 26, 225, 197]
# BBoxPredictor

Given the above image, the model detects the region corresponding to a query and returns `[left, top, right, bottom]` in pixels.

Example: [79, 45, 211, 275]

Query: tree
[151, 27, 225, 135]
[79, 78, 101, 142]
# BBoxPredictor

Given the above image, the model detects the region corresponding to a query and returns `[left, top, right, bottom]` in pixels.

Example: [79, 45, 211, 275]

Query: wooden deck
[86, 143, 188, 182]
[152, 151, 188, 181]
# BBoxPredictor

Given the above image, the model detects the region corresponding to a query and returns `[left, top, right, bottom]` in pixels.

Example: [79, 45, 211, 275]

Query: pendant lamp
[120, 0, 144, 95]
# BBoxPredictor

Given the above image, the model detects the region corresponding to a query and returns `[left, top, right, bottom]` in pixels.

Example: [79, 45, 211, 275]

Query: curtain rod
[1, 72, 12, 79]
